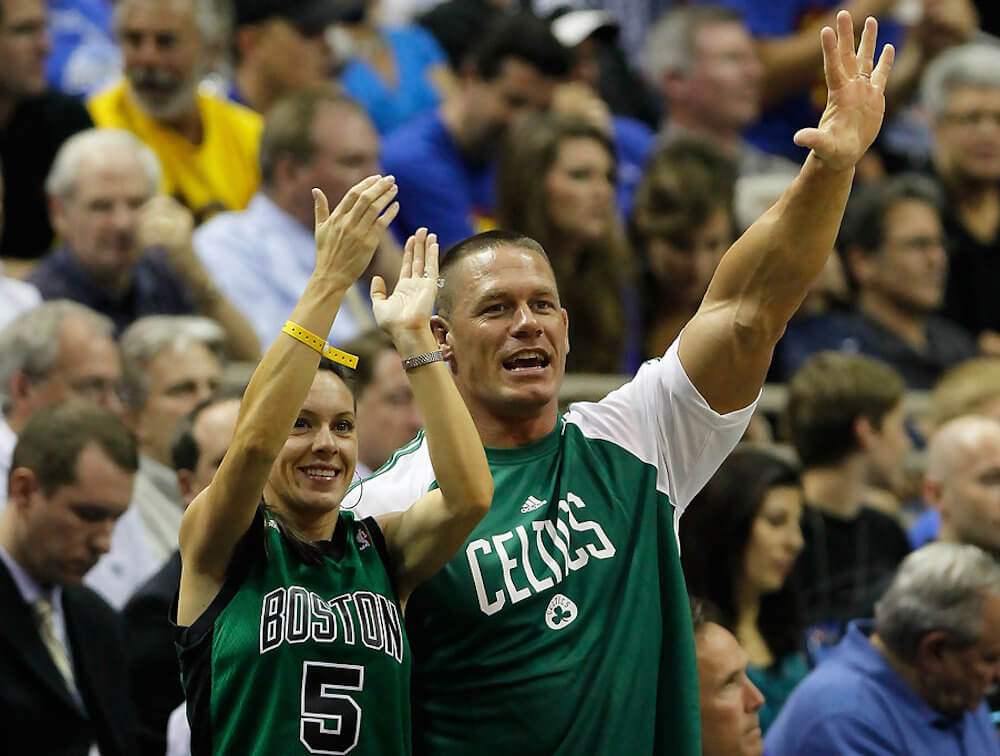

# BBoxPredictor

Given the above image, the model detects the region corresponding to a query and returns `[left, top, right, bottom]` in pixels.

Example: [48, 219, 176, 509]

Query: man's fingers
[313, 188, 330, 229]
[370, 275, 387, 302]
[425, 233, 439, 281]
[857, 16, 878, 75]
[819, 25, 847, 91]
[871, 43, 895, 92]
[837, 10, 859, 76]
[411, 227, 428, 279]
[401, 233, 415, 279]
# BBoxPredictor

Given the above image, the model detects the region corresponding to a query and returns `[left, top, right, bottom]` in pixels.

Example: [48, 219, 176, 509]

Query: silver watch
[401, 350, 444, 371]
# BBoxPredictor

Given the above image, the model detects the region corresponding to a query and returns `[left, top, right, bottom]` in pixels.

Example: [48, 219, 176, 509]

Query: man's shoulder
[382, 113, 455, 168]
[198, 92, 263, 134]
[14, 89, 92, 125]
[65, 581, 120, 622]
[87, 79, 126, 120]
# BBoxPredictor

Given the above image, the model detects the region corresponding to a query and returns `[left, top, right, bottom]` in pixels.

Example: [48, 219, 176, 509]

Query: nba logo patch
[355, 528, 371, 551]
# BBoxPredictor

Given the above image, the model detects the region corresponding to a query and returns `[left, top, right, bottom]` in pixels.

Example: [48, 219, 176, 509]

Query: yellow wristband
[281, 321, 359, 370]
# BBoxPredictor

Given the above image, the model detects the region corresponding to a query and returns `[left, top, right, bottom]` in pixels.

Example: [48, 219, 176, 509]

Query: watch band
[401, 350, 444, 371]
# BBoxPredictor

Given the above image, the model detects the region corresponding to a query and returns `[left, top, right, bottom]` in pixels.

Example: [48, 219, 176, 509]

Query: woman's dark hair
[263, 357, 359, 565]
[680, 447, 804, 664]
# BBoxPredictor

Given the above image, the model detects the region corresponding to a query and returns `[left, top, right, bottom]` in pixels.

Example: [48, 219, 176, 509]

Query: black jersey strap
[361, 516, 392, 570]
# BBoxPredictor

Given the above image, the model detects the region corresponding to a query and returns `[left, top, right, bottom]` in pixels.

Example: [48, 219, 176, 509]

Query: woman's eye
[335, 421, 354, 433]
[293, 418, 309, 429]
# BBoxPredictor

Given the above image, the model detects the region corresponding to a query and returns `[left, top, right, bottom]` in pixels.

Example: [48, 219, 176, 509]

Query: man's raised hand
[371, 227, 439, 340]
[793, 11, 895, 171]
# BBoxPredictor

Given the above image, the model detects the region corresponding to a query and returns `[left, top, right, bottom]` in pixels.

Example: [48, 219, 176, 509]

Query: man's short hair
[114, 0, 229, 45]
[640, 4, 745, 83]
[921, 43, 1000, 117]
[437, 230, 551, 320]
[11, 400, 138, 495]
[119, 315, 227, 409]
[45, 128, 162, 203]
[929, 357, 1000, 429]
[467, 13, 571, 81]
[258, 88, 367, 187]
[690, 597, 724, 637]
[875, 542, 1000, 662]
[785, 352, 905, 468]
[170, 387, 244, 472]
[341, 329, 396, 395]
[0, 301, 115, 414]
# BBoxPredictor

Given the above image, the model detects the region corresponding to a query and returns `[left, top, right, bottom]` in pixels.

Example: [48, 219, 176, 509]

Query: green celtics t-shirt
[175, 509, 412, 755]
[344, 342, 756, 755]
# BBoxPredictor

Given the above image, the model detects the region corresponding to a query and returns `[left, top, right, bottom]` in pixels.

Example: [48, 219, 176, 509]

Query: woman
[631, 138, 738, 360]
[174, 176, 493, 754]
[496, 112, 639, 374]
[680, 447, 807, 733]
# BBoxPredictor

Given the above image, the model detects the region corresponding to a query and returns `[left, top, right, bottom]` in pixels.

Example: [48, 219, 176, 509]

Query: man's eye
[293, 418, 309, 429]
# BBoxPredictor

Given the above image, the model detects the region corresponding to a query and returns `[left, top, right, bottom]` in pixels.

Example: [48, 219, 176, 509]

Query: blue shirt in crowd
[27, 246, 195, 336]
[909, 509, 941, 550]
[764, 621, 1000, 756]
[46, 0, 120, 97]
[340, 26, 447, 136]
[709, 0, 901, 161]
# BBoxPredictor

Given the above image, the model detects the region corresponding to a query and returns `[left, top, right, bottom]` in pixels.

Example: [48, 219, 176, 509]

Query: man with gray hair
[765, 542, 1000, 755]
[0, 300, 122, 503]
[88, 0, 263, 223]
[85, 314, 225, 608]
[642, 4, 797, 178]
[922, 44, 1000, 356]
[923, 414, 1000, 558]
[27, 127, 259, 359]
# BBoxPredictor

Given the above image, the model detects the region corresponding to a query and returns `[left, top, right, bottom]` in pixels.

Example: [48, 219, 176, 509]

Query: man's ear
[845, 245, 876, 289]
[48, 194, 68, 239]
[923, 477, 945, 512]
[561, 307, 570, 356]
[7, 467, 41, 511]
[430, 315, 455, 362]
[915, 629, 952, 670]
[234, 24, 259, 60]
[853, 413, 876, 452]
[176, 468, 196, 504]
[8, 371, 34, 406]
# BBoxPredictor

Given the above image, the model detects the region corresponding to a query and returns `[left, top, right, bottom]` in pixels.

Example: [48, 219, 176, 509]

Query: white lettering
[557, 500, 590, 571]
[566, 492, 617, 559]
[532, 521, 563, 582]
[467, 539, 505, 616]
[493, 532, 532, 604]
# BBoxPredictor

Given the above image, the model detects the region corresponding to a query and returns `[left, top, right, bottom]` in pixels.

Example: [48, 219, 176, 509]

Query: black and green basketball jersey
[344, 344, 755, 755]
[176, 509, 412, 755]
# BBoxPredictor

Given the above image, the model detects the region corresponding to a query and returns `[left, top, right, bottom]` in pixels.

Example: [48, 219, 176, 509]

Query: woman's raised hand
[312, 175, 399, 289]
[370, 227, 439, 339]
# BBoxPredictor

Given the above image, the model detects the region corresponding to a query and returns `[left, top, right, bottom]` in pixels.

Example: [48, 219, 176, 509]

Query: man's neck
[470, 403, 560, 449]
[234, 66, 271, 114]
[438, 98, 477, 160]
[803, 463, 866, 520]
[663, 111, 743, 156]
[264, 186, 312, 231]
[947, 176, 1000, 244]
[857, 291, 928, 350]
[0, 92, 17, 131]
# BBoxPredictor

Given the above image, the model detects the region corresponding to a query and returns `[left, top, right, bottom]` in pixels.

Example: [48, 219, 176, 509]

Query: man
[343, 328, 423, 479]
[230, 0, 341, 114]
[89, 0, 263, 224]
[381, 13, 571, 249]
[123, 392, 240, 755]
[0, 0, 92, 258]
[766, 542, 1000, 755]
[0, 300, 122, 502]
[691, 598, 767, 756]
[785, 351, 912, 663]
[85, 314, 224, 608]
[0, 401, 138, 755]
[777, 173, 977, 388]
[922, 415, 1000, 558]
[28, 128, 260, 359]
[195, 89, 396, 353]
[922, 44, 1000, 354]
[347, 12, 895, 753]
[641, 5, 798, 178]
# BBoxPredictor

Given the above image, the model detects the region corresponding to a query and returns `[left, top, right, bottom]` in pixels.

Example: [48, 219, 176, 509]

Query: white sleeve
[166, 702, 191, 756]
[341, 435, 437, 518]
[564, 337, 757, 519]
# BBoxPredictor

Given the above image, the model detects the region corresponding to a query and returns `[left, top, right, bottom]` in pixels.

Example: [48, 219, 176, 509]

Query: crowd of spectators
[3, 0, 1000, 754]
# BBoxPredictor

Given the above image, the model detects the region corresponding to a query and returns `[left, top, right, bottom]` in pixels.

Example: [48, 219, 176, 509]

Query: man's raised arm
[678, 11, 894, 413]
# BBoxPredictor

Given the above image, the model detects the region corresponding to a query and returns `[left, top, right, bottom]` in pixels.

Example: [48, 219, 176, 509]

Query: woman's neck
[735, 582, 773, 667]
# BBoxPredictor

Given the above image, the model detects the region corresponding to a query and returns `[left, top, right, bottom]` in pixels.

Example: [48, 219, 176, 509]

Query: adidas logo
[521, 495, 547, 513]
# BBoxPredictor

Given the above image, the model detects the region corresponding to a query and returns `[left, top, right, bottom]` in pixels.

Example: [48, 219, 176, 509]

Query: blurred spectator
[785, 352, 912, 663]
[0, 401, 137, 755]
[0, 300, 121, 503]
[711, 0, 973, 162]
[642, 5, 798, 177]
[89, 0, 263, 224]
[229, 0, 343, 114]
[765, 542, 1000, 756]
[416, 0, 509, 70]
[47, 0, 121, 96]
[0, 164, 41, 328]
[341, 329, 422, 479]
[683, 448, 807, 733]
[497, 112, 639, 372]
[631, 138, 737, 359]
[0, 0, 92, 259]
[28, 128, 260, 359]
[690, 598, 767, 756]
[195, 90, 397, 353]
[776, 174, 977, 388]
[86, 315, 224, 608]
[335, 0, 456, 135]
[123, 391, 239, 755]
[381, 12, 571, 249]
[924, 45, 1000, 354]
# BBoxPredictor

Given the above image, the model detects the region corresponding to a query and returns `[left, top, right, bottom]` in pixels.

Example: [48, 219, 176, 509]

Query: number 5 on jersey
[300, 662, 364, 754]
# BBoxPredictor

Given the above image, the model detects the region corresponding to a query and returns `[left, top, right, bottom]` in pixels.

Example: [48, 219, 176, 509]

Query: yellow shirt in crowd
[89, 81, 263, 224]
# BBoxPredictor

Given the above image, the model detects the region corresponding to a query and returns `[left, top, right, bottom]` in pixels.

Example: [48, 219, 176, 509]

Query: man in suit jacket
[123, 392, 241, 754]
[0, 400, 138, 756]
